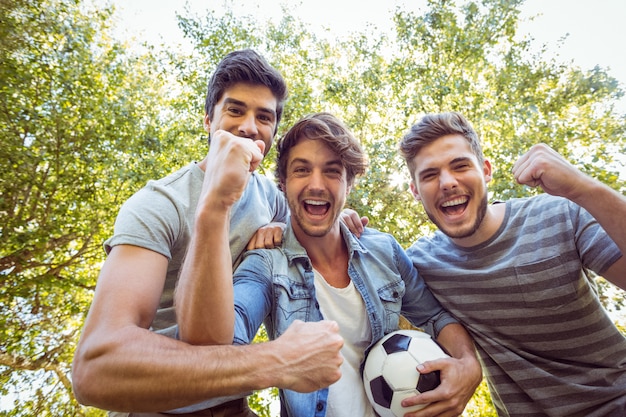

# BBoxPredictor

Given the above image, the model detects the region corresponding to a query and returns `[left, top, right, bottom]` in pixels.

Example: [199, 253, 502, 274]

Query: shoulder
[359, 227, 398, 246]
[237, 246, 291, 276]
[507, 193, 580, 222]
[406, 230, 450, 258]
[249, 172, 280, 190]
[356, 228, 404, 259]
[127, 163, 200, 204]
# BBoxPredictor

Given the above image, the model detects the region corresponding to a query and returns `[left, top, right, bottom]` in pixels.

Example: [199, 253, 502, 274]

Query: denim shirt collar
[281, 217, 369, 264]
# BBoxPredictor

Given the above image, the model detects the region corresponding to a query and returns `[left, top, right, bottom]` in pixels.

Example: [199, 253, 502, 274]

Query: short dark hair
[399, 112, 484, 182]
[275, 112, 367, 188]
[204, 49, 288, 135]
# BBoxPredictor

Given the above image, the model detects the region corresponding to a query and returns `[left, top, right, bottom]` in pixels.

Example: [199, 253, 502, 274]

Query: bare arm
[71, 245, 343, 412]
[402, 323, 482, 417]
[175, 131, 266, 345]
[512, 143, 626, 290]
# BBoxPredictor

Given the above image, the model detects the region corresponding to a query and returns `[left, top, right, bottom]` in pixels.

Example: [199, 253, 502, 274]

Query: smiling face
[409, 134, 493, 243]
[283, 138, 350, 240]
[204, 82, 278, 156]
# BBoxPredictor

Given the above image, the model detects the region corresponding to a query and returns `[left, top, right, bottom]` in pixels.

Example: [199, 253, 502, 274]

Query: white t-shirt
[313, 270, 376, 417]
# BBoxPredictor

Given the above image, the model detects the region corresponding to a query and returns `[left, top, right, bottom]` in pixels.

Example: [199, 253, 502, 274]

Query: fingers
[340, 209, 365, 237]
[249, 140, 266, 172]
[360, 216, 369, 228]
[512, 143, 585, 198]
[402, 356, 480, 417]
[512, 143, 547, 187]
[245, 223, 285, 250]
[201, 131, 267, 208]
[277, 320, 344, 392]
[209, 130, 265, 173]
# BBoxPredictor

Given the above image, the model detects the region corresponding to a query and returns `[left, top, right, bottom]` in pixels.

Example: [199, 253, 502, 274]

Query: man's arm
[175, 131, 266, 345]
[513, 143, 626, 290]
[71, 245, 343, 412]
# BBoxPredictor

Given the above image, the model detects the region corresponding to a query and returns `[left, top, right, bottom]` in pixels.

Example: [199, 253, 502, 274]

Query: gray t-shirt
[105, 162, 288, 336]
[407, 194, 626, 417]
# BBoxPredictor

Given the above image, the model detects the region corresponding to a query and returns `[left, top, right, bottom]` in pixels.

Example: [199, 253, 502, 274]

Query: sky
[103, 0, 626, 112]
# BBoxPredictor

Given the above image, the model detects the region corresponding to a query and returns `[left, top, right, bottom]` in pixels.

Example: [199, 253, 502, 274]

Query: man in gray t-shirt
[72, 49, 346, 417]
[396, 112, 626, 417]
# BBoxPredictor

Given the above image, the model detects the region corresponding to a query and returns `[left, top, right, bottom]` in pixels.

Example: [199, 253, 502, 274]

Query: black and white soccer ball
[363, 329, 450, 417]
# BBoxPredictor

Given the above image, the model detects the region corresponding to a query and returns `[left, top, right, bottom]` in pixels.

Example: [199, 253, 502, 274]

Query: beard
[288, 193, 341, 238]
[426, 194, 489, 239]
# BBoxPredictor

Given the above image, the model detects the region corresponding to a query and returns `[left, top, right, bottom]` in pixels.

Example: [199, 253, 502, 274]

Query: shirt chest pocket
[514, 255, 580, 310]
[273, 276, 314, 331]
[377, 280, 406, 333]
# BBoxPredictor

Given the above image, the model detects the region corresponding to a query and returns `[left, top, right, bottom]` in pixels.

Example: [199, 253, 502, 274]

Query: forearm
[73, 321, 343, 412]
[436, 323, 481, 379]
[73, 326, 285, 412]
[175, 207, 234, 345]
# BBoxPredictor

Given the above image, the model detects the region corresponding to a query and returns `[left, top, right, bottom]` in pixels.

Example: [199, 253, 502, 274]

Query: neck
[451, 202, 505, 247]
[295, 223, 350, 287]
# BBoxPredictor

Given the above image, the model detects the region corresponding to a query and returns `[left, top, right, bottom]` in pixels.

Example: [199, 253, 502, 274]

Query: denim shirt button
[316, 401, 324, 412]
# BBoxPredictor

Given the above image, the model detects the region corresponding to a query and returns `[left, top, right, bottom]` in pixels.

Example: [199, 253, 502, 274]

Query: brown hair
[399, 112, 484, 182]
[275, 112, 367, 187]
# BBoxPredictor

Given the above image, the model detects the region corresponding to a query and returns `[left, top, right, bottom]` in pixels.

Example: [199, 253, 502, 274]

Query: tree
[0, 0, 190, 415]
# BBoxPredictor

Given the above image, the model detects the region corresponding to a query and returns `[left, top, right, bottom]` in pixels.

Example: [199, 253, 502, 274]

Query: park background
[1, 0, 625, 415]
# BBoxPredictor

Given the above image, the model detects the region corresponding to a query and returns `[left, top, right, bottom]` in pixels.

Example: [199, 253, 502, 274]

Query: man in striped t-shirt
[396, 112, 626, 417]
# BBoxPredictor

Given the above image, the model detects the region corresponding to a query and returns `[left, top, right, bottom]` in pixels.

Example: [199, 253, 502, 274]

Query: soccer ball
[363, 329, 450, 417]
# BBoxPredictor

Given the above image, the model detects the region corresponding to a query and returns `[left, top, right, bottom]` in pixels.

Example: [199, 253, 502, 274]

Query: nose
[439, 169, 458, 191]
[307, 169, 325, 191]
[238, 114, 258, 138]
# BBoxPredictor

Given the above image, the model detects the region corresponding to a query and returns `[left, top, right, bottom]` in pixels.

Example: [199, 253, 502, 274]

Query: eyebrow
[223, 97, 276, 118]
[289, 157, 343, 168]
[417, 156, 473, 177]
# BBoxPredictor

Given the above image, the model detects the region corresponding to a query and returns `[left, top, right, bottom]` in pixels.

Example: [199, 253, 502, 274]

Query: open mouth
[304, 199, 330, 216]
[440, 196, 468, 216]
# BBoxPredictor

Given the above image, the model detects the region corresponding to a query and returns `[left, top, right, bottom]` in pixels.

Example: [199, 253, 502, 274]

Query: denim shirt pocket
[273, 275, 314, 335]
[376, 280, 406, 333]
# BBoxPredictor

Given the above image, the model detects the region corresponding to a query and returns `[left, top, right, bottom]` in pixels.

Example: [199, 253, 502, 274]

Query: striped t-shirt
[407, 194, 626, 417]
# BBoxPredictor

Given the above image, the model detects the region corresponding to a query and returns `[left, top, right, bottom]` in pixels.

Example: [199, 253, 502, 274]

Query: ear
[203, 114, 211, 133]
[483, 159, 493, 183]
[409, 181, 422, 202]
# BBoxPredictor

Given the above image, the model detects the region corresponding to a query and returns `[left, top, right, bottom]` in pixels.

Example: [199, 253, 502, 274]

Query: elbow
[71, 351, 99, 407]
[71, 336, 120, 409]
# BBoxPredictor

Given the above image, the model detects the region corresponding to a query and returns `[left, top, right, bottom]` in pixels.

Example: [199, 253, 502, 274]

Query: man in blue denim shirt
[177, 112, 481, 417]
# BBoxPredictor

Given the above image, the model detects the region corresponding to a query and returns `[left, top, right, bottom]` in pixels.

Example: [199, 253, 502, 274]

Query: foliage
[464, 379, 498, 417]
[1, 0, 625, 415]
[0, 0, 194, 415]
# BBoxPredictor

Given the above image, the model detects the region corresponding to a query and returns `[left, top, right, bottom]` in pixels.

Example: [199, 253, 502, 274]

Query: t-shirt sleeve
[104, 185, 181, 260]
[571, 201, 622, 274]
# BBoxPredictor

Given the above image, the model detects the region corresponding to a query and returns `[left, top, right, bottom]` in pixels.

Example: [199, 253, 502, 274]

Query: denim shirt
[232, 221, 457, 417]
